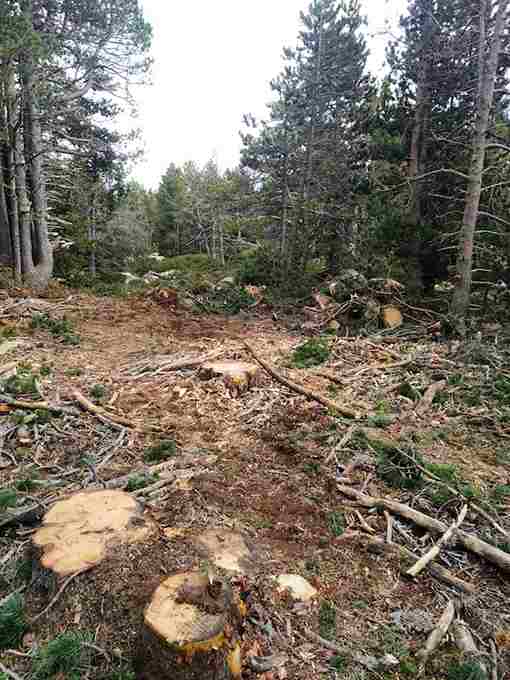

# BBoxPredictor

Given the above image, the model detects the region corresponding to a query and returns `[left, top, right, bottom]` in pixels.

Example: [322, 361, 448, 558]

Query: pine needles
[0, 593, 26, 650]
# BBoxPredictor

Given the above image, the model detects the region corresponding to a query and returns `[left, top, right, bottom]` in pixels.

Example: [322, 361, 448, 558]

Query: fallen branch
[416, 380, 447, 414]
[390, 444, 510, 542]
[71, 389, 138, 430]
[244, 342, 360, 419]
[406, 504, 468, 577]
[367, 538, 475, 594]
[384, 511, 393, 544]
[338, 485, 510, 572]
[0, 395, 79, 416]
[418, 600, 456, 662]
[452, 621, 488, 675]
[130, 350, 223, 380]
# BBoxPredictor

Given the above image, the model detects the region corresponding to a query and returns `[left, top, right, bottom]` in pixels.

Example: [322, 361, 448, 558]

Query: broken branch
[338, 485, 510, 572]
[406, 504, 468, 577]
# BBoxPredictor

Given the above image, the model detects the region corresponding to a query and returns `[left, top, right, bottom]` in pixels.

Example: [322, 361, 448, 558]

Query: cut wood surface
[136, 571, 243, 680]
[381, 306, 403, 329]
[200, 360, 261, 394]
[338, 485, 510, 572]
[32, 490, 156, 577]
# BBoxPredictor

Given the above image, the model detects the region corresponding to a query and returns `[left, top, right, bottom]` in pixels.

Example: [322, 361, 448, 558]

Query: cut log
[381, 306, 403, 329]
[200, 361, 261, 394]
[32, 490, 156, 579]
[135, 572, 244, 680]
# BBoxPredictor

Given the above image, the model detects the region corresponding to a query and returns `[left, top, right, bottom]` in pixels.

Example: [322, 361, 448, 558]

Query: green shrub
[446, 661, 487, 680]
[0, 593, 26, 650]
[125, 474, 158, 492]
[319, 601, 337, 640]
[327, 511, 345, 537]
[206, 285, 256, 315]
[426, 463, 459, 483]
[144, 439, 177, 463]
[32, 631, 92, 678]
[292, 339, 330, 368]
[3, 366, 38, 396]
[237, 246, 279, 286]
[377, 445, 424, 490]
[0, 488, 17, 511]
[90, 384, 106, 401]
[30, 313, 80, 345]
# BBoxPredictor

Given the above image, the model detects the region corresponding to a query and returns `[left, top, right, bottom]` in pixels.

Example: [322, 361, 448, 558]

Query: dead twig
[415, 380, 447, 414]
[418, 600, 456, 662]
[0, 395, 79, 416]
[244, 342, 360, 419]
[384, 511, 393, 544]
[0, 662, 24, 680]
[367, 538, 475, 594]
[30, 570, 83, 623]
[338, 485, 510, 572]
[406, 505, 468, 577]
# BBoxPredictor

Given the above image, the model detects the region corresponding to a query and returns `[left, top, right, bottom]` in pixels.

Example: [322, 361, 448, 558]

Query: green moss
[319, 600, 337, 640]
[144, 439, 177, 463]
[90, 384, 106, 401]
[446, 661, 487, 680]
[0, 488, 17, 511]
[292, 339, 330, 368]
[327, 511, 345, 537]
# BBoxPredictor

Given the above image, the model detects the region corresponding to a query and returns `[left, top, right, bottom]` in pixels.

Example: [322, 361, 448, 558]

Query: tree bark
[20, 0, 53, 289]
[3, 65, 21, 280]
[451, 0, 509, 329]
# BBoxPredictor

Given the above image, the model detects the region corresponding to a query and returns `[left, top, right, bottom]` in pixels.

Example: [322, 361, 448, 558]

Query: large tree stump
[199, 361, 261, 395]
[32, 490, 156, 581]
[135, 572, 244, 680]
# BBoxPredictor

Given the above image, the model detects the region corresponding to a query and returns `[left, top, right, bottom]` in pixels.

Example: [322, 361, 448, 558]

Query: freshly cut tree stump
[199, 361, 261, 394]
[136, 571, 244, 680]
[381, 306, 403, 329]
[32, 490, 156, 579]
[194, 530, 255, 575]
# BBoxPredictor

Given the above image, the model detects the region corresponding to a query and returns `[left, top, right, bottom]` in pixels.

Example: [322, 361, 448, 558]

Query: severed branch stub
[418, 600, 456, 663]
[406, 504, 468, 577]
[135, 571, 244, 680]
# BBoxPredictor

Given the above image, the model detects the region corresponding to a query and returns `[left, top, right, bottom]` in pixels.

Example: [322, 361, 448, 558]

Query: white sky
[130, 0, 407, 189]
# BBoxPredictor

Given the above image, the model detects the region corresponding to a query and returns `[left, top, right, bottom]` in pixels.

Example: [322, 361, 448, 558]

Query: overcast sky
[130, 0, 407, 189]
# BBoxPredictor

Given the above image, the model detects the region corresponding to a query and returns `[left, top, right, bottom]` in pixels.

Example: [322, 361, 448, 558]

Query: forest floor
[1, 290, 510, 680]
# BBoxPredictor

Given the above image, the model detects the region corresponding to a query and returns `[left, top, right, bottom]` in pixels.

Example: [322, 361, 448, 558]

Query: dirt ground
[1, 292, 510, 680]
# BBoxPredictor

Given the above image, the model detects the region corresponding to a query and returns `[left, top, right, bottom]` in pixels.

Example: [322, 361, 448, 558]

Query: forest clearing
[2, 0, 510, 677]
[0, 286, 510, 680]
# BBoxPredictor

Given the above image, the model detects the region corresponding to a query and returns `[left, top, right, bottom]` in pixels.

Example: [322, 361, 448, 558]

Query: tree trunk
[295, 13, 324, 272]
[451, 0, 509, 330]
[88, 195, 97, 276]
[5, 68, 21, 281]
[20, 0, 53, 290]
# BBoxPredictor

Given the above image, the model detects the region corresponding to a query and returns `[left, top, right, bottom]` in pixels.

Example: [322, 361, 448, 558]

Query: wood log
[32, 490, 156, 580]
[381, 306, 403, 329]
[135, 572, 244, 680]
[338, 485, 510, 572]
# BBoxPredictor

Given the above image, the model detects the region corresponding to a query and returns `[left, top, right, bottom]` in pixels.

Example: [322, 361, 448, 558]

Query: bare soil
[1, 292, 510, 680]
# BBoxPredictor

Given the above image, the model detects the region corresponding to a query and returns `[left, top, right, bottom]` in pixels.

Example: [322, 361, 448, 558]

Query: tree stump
[32, 490, 156, 581]
[194, 530, 255, 575]
[381, 306, 403, 329]
[199, 361, 260, 395]
[135, 572, 244, 680]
